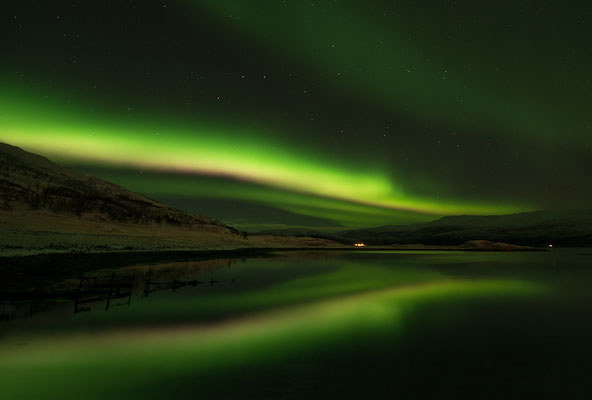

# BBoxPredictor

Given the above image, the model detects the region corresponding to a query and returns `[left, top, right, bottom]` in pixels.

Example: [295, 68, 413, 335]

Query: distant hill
[259, 210, 592, 247]
[340, 210, 592, 246]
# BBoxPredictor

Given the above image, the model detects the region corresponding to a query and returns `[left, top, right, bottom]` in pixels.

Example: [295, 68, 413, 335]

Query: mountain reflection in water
[1, 249, 591, 399]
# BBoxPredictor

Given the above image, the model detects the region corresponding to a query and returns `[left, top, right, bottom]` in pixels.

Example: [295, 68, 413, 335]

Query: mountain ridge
[258, 209, 592, 247]
[0, 142, 224, 227]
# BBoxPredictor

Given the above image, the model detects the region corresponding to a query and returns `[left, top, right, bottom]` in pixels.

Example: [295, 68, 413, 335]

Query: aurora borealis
[2, 1, 591, 228]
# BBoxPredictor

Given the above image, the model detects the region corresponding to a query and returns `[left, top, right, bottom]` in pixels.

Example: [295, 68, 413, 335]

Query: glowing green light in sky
[196, 1, 588, 146]
[0, 88, 527, 224]
[1, 0, 589, 226]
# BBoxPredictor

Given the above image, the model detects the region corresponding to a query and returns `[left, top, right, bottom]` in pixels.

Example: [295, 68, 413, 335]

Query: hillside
[0, 143, 342, 255]
[0, 142, 224, 227]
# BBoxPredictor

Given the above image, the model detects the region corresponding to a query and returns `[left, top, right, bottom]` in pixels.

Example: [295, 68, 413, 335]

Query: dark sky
[2, 1, 591, 228]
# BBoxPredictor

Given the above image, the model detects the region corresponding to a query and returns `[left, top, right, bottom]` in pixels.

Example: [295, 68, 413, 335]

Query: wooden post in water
[105, 273, 115, 311]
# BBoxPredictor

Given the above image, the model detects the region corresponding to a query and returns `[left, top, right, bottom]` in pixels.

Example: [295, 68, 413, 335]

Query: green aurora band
[196, 1, 591, 146]
[0, 87, 527, 227]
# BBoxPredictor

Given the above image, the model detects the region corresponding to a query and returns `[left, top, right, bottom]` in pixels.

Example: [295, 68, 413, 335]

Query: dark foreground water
[1, 249, 592, 399]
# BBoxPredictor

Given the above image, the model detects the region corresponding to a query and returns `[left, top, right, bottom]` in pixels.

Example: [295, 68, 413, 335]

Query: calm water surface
[1, 249, 591, 399]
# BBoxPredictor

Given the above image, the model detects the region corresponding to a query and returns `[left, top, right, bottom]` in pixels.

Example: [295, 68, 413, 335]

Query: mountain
[0, 142, 224, 227]
[3, 142, 587, 251]
[259, 210, 592, 247]
[0, 143, 342, 255]
[339, 210, 592, 246]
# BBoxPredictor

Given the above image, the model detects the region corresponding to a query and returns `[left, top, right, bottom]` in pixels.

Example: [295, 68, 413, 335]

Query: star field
[1, 1, 591, 227]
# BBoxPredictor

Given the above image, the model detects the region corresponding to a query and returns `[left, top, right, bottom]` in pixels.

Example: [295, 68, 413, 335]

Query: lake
[1, 249, 591, 399]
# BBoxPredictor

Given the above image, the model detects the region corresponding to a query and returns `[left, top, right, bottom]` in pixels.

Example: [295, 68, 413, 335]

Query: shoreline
[0, 242, 548, 259]
[0, 244, 547, 292]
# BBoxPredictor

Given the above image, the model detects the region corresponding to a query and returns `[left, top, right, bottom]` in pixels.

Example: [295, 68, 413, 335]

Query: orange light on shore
[354, 243, 366, 247]
[548, 244, 553, 248]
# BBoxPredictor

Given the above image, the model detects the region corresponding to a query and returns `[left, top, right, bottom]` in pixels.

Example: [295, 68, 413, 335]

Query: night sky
[2, 1, 591, 228]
